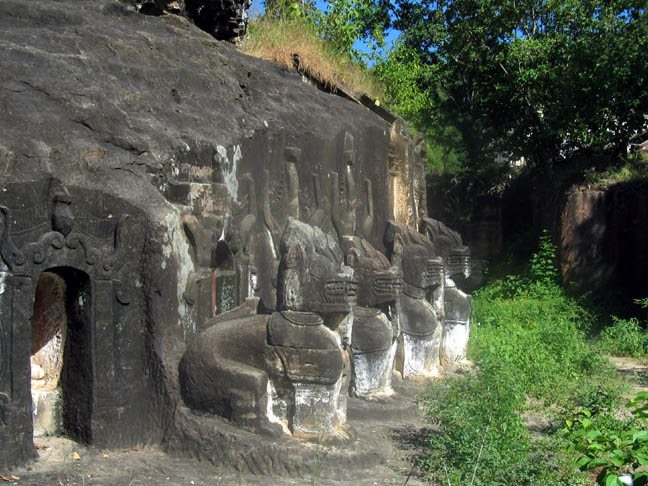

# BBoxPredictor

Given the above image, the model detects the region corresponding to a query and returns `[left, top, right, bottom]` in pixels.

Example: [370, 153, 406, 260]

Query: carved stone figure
[341, 236, 402, 398]
[266, 218, 357, 437]
[179, 219, 357, 438]
[420, 217, 473, 365]
[383, 222, 445, 378]
[237, 170, 281, 310]
[185, 0, 252, 42]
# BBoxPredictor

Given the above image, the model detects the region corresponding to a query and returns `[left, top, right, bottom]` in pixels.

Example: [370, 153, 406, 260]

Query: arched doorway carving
[31, 268, 93, 442]
[0, 179, 145, 467]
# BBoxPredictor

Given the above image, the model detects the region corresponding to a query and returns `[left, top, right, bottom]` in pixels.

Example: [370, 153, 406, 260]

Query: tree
[373, 42, 469, 175]
[391, 0, 648, 170]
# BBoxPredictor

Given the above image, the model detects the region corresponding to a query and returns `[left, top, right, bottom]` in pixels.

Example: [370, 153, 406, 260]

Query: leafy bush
[420, 370, 560, 485]
[471, 233, 609, 405]
[599, 316, 648, 358]
[562, 392, 648, 486]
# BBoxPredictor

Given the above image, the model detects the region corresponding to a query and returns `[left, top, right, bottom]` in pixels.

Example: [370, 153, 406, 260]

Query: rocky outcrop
[561, 182, 648, 301]
[0, 0, 471, 475]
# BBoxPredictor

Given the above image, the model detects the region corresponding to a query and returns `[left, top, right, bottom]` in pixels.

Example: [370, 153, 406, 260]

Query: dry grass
[240, 18, 382, 98]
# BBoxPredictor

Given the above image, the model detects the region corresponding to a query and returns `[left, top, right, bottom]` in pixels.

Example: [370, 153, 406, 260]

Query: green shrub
[420, 370, 558, 485]
[599, 316, 648, 357]
[471, 234, 608, 404]
[562, 392, 648, 486]
[418, 232, 619, 485]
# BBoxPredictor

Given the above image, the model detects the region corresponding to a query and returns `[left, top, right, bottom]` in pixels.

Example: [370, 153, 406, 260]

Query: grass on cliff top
[240, 17, 382, 98]
[583, 151, 648, 188]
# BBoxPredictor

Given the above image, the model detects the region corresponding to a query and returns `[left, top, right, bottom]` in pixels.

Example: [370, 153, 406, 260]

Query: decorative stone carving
[185, 0, 252, 42]
[180, 219, 357, 438]
[341, 236, 402, 398]
[420, 217, 473, 365]
[384, 221, 444, 378]
[421, 217, 471, 280]
[242, 169, 281, 310]
[0, 179, 146, 467]
[331, 133, 358, 241]
[309, 172, 332, 236]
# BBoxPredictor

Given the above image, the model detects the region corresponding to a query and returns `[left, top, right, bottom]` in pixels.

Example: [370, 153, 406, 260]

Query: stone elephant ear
[346, 247, 361, 268]
[284, 241, 304, 269]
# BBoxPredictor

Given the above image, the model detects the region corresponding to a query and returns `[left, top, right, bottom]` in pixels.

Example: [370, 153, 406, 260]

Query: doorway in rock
[212, 241, 237, 315]
[31, 267, 93, 444]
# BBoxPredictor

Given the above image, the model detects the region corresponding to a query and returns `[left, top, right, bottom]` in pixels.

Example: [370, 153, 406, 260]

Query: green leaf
[605, 473, 621, 486]
[587, 429, 603, 440]
[635, 451, 648, 465]
[576, 455, 592, 469]
[585, 457, 609, 470]
[633, 430, 648, 442]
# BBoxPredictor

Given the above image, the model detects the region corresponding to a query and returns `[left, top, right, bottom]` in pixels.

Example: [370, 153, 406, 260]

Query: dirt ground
[6, 379, 434, 486]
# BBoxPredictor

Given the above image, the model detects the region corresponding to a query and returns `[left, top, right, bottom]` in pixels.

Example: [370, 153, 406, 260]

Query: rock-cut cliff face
[0, 0, 431, 470]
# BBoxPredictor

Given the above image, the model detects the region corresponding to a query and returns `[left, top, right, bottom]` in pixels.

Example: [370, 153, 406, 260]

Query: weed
[215, 435, 233, 486]
[599, 316, 648, 358]
[562, 392, 648, 485]
[311, 431, 328, 486]
[241, 16, 381, 97]
[583, 154, 648, 188]
[419, 232, 619, 485]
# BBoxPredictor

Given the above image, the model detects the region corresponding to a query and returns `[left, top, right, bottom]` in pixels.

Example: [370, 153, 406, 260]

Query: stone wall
[561, 182, 648, 301]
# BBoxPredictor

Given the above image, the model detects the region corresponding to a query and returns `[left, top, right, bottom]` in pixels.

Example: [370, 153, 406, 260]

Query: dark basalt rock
[124, 0, 251, 42]
[185, 0, 252, 42]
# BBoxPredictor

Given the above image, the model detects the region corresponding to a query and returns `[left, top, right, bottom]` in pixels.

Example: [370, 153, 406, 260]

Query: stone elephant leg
[440, 282, 473, 367]
[179, 315, 285, 437]
[396, 295, 442, 378]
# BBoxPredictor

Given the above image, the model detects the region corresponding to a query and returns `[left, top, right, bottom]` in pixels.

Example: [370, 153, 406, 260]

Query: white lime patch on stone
[161, 210, 195, 335]
[402, 332, 441, 378]
[266, 381, 290, 435]
[215, 144, 241, 202]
